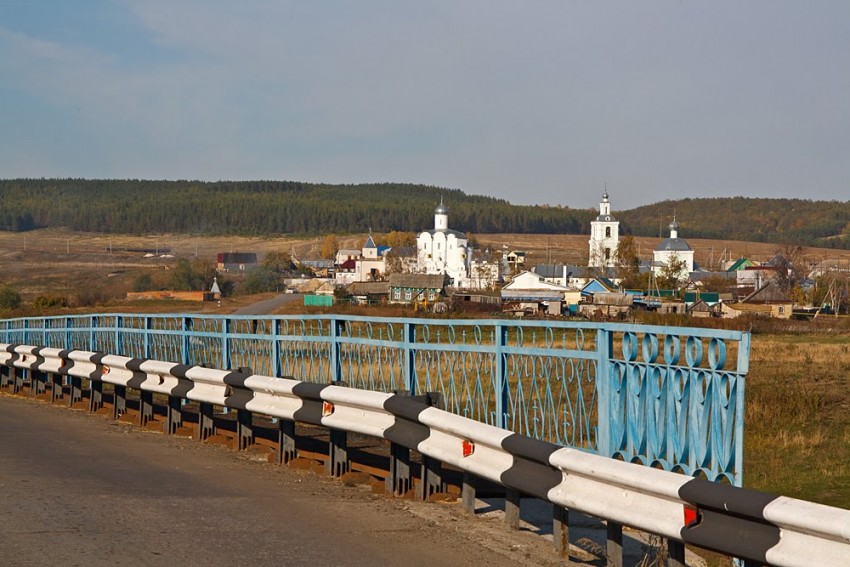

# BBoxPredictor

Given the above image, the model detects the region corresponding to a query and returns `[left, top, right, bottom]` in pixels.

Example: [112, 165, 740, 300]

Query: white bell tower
[588, 190, 620, 268]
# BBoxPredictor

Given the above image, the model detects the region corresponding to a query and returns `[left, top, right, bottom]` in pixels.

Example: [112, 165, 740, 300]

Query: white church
[588, 190, 620, 268]
[652, 216, 694, 281]
[416, 199, 473, 287]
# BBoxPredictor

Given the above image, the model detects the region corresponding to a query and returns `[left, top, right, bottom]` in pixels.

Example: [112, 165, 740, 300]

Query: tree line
[1, 179, 848, 248]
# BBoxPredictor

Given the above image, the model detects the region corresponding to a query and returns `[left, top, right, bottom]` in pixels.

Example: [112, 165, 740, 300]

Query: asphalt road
[0, 395, 560, 567]
[232, 292, 302, 315]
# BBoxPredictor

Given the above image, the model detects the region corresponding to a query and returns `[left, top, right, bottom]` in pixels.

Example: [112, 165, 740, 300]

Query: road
[0, 395, 560, 567]
[232, 292, 302, 315]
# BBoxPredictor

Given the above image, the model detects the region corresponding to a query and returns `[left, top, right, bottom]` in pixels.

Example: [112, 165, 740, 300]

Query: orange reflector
[462, 440, 474, 457]
[322, 401, 334, 417]
[101, 365, 110, 375]
[683, 505, 699, 526]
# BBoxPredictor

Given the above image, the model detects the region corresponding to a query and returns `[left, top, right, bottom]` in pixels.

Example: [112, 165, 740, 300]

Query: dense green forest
[1, 179, 848, 248]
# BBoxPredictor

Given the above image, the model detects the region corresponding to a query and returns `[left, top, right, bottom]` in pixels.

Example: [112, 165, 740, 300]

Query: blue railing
[0, 313, 750, 485]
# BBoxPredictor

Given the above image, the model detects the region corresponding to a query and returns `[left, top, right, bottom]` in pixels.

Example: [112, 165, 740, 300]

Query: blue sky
[1, 1, 848, 210]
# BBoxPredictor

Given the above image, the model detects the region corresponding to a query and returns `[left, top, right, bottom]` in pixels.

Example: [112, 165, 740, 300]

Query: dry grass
[744, 334, 850, 507]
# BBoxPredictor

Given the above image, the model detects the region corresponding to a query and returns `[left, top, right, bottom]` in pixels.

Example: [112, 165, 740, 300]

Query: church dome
[434, 200, 448, 215]
[655, 237, 692, 252]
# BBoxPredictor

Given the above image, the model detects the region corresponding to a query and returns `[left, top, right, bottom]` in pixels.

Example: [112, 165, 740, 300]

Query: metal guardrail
[0, 343, 846, 567]
[0, 314, 750, 485]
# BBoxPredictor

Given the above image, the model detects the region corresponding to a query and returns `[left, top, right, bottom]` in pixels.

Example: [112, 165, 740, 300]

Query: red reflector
[462, 440, 474, 457]
[683, 505, 699, 526]
[101, 365, 110, 375]
[322, 401, 334, 417]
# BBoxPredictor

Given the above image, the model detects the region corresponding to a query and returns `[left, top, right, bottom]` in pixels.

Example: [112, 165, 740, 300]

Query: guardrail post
[89, 378, 103, 413]
[139, 390, 154, 427]
[596, 328, 613, 457]
[32, 369, 47, 397]
[196, 402, 215, 442]
[553, 505, 570, 559]
[49, 372, 63, 403]
[277, 418, 297, 464]
[326, 380, 349, 478]
[113, 385, 126, 419]
[237, 409, 254, 450]
[0, 365, 9, 389]
[387, 390, 413, 496]
[166, 395, 183, 434]
[505, 489, 521, 529]
[495, 323, 509, 429]
[667, 540, 685, 567]
[461, 472, 476, 515]
[68, 376, 83, 407]
[418, 392, 445, 500]
[606, 521, 623, 567]
[12, 367, 24, 394]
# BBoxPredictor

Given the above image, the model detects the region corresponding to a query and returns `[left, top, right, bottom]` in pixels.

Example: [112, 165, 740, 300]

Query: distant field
[3, 227, 850, 304]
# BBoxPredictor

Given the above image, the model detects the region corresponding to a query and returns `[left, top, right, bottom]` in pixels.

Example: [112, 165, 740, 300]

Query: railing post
[220, 318, 230, 370]
[596, 327, 613, 457]
[115, 315, 123, 356]
[271, 319, 281, 378]
[330, 318, 343, 383]
[143, 316, 151, 359]
[183, 317, 192, 366]
[494, 322, 508, 429]
[23, 319, 29, 346]
[403, 322, 416, 394]
[89, 316, 96, 351]
[735, 332, 751, 488]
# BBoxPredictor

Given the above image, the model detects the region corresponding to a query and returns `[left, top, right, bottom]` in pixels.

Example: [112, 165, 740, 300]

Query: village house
[216, 252, 257, 273]
[387, 274, 448, 305]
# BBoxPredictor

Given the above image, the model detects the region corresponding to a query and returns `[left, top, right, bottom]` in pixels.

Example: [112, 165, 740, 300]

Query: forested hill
[1, 179, 849, 248]
[619, 197, 850, 249]
[0, 179, 587, 235]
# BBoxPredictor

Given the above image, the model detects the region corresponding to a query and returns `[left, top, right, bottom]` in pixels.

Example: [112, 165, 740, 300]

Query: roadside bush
[0, 284, 22, 310]
[32, 294, 68, 309]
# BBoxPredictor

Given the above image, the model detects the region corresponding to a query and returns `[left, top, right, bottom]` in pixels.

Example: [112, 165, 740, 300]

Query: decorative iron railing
[0, 314, 750, 485]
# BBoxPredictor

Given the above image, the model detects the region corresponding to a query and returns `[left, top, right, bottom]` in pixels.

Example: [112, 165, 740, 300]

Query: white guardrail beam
[1, 343, 849, 567]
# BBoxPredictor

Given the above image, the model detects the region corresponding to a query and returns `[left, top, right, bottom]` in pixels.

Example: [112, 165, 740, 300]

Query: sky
[1, 1, 848, 210]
